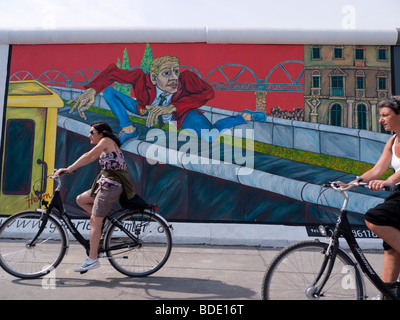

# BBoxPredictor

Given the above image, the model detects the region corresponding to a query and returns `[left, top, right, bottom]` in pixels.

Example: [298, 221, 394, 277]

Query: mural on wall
[0, 42, 393, 231]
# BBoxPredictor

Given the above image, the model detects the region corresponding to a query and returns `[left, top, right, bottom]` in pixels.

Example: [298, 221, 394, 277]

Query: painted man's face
[150, 61, 180, 95]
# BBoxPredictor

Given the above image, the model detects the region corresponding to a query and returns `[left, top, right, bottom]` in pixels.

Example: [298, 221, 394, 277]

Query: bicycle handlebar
[323, 181, 394, 212]
[324, 181, 395, 192]
[49, 170, 70, 192]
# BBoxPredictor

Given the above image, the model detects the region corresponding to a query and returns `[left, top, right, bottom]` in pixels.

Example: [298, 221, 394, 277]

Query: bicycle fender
[144, 210, 172, 230]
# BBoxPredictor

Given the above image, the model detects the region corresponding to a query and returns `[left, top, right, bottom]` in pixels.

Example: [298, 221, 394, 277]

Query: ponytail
[90, 121, 121, 147]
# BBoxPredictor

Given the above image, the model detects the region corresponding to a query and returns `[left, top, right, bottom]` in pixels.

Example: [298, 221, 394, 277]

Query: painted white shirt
[152, 87, 174, 123]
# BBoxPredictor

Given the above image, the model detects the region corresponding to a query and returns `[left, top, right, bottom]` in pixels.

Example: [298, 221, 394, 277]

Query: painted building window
[355, 47, 365, 60]
[311, 46, 321, 60]
[333, 46, 343, 59]
[357, 104, 367, 129]
[311, 70, 320, 88]
[377, 46, 388, 61]
[2, 119, 34, 195]
[312, 76, 320, 88]
[378, 74, 387, 90]
[355, 71, 365, 89]
[330, 103, 342, 127]
[331, 76, 344, 96]
[378, 77, 387, 90]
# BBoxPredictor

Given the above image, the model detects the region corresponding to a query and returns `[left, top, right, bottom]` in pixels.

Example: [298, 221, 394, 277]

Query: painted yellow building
[0, 80, 63, 215]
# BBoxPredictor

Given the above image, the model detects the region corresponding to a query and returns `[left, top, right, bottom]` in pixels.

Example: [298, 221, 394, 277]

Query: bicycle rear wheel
[262, 240, 364, 300]
[104, 210, 172, 277]
[0, 211, 67, 279]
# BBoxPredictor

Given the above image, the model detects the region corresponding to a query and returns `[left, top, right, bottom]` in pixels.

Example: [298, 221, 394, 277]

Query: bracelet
[356, 175, 363, 182]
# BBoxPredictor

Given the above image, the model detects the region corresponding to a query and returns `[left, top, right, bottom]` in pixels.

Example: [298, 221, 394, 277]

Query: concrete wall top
[0, 27, 399, 45]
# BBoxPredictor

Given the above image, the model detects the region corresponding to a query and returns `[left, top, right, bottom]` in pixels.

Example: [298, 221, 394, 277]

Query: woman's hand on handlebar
[331, 180, 365, 191]
[53, 167, 72, 177]
[368, 179, 393, 191]
[334, 181, 351, 188]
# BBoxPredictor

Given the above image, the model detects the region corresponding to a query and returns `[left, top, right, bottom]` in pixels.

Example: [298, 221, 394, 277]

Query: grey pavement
[0, 242, 385, 300]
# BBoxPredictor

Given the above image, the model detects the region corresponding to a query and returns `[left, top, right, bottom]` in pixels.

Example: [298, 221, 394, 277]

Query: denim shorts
[87, 184, 123, 218]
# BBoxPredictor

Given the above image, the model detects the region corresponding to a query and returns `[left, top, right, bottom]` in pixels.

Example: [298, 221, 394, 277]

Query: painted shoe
[118, 128, 138, 144]
[74, 258, 100, 272]
[242, 109, 266, 122]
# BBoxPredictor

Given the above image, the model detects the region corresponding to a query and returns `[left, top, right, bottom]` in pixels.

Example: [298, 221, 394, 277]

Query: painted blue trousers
[103, 87, 246, 141]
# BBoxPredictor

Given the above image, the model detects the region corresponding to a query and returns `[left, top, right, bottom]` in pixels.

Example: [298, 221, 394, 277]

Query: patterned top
[97, 151, 127, 187]
[99, 151, 127, 170]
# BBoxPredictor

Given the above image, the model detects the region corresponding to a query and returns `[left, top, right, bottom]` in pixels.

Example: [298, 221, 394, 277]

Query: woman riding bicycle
[338, 96, 400, 285]
[55, 121, 135, 272]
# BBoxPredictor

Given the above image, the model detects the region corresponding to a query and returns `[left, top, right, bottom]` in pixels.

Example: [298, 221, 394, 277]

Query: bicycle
[0, 171, 173, 279]
[261, 181, 400, 300]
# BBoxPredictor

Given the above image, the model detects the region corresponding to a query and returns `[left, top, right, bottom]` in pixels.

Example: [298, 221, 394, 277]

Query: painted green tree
[114, 45, 153, 96]
[140, 43, 153, 74]
[121, 47, 130, 70]
[115, 48, 131, 96]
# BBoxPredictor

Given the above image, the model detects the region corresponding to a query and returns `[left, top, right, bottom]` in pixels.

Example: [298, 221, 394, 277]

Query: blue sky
[0, 0, 399, 30]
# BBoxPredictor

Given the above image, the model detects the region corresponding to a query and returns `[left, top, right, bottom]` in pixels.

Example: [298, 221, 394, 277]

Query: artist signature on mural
[25, 192, 52, 209]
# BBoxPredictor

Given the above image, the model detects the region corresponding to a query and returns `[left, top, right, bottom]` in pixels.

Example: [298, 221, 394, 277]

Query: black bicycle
[262, 181, 399, 300]
[0, 171, 173, 279]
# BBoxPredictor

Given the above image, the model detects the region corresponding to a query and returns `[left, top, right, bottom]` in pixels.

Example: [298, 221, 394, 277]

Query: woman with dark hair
[55, 121, 135, 272]
[338, 96, 400, 295]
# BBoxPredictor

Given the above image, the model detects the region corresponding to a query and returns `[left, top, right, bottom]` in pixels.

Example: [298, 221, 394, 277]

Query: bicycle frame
[46, 189, 90, 250]
[35, 175, 143, 257]
[315, 183, 398, 300]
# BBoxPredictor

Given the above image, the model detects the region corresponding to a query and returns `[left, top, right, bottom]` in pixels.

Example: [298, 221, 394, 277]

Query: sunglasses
[89, 130, 98, 135]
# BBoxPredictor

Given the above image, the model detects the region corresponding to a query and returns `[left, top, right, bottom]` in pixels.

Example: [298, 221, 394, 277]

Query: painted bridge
[10, 60, 304, 93]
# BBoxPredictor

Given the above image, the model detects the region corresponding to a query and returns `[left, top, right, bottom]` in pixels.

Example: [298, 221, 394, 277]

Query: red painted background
[10, 43, 304, 112]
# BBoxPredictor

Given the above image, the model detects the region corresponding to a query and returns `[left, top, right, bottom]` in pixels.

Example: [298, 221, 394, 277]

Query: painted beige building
[304, 45, 392, 132]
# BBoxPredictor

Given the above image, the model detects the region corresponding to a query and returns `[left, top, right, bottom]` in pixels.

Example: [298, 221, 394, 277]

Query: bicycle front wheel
[0, 211, 67, 279]
[262, 240, 364, 300]
[104, 210, 172, 277]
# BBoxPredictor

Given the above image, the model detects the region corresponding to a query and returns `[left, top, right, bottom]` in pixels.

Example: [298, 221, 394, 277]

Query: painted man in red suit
[70, 55, 265, 143]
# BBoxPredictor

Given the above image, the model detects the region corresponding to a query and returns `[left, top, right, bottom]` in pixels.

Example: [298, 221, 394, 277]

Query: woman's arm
[54, 138, 110, 176]
[338, 135, 395, 189]
[359, 136, 394, 184]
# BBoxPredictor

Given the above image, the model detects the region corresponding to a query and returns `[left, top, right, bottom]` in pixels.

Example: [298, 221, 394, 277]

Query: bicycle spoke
[262, 241, 363, 300]
[105, 211, 172, 277]
[0, 212, 67, 279]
